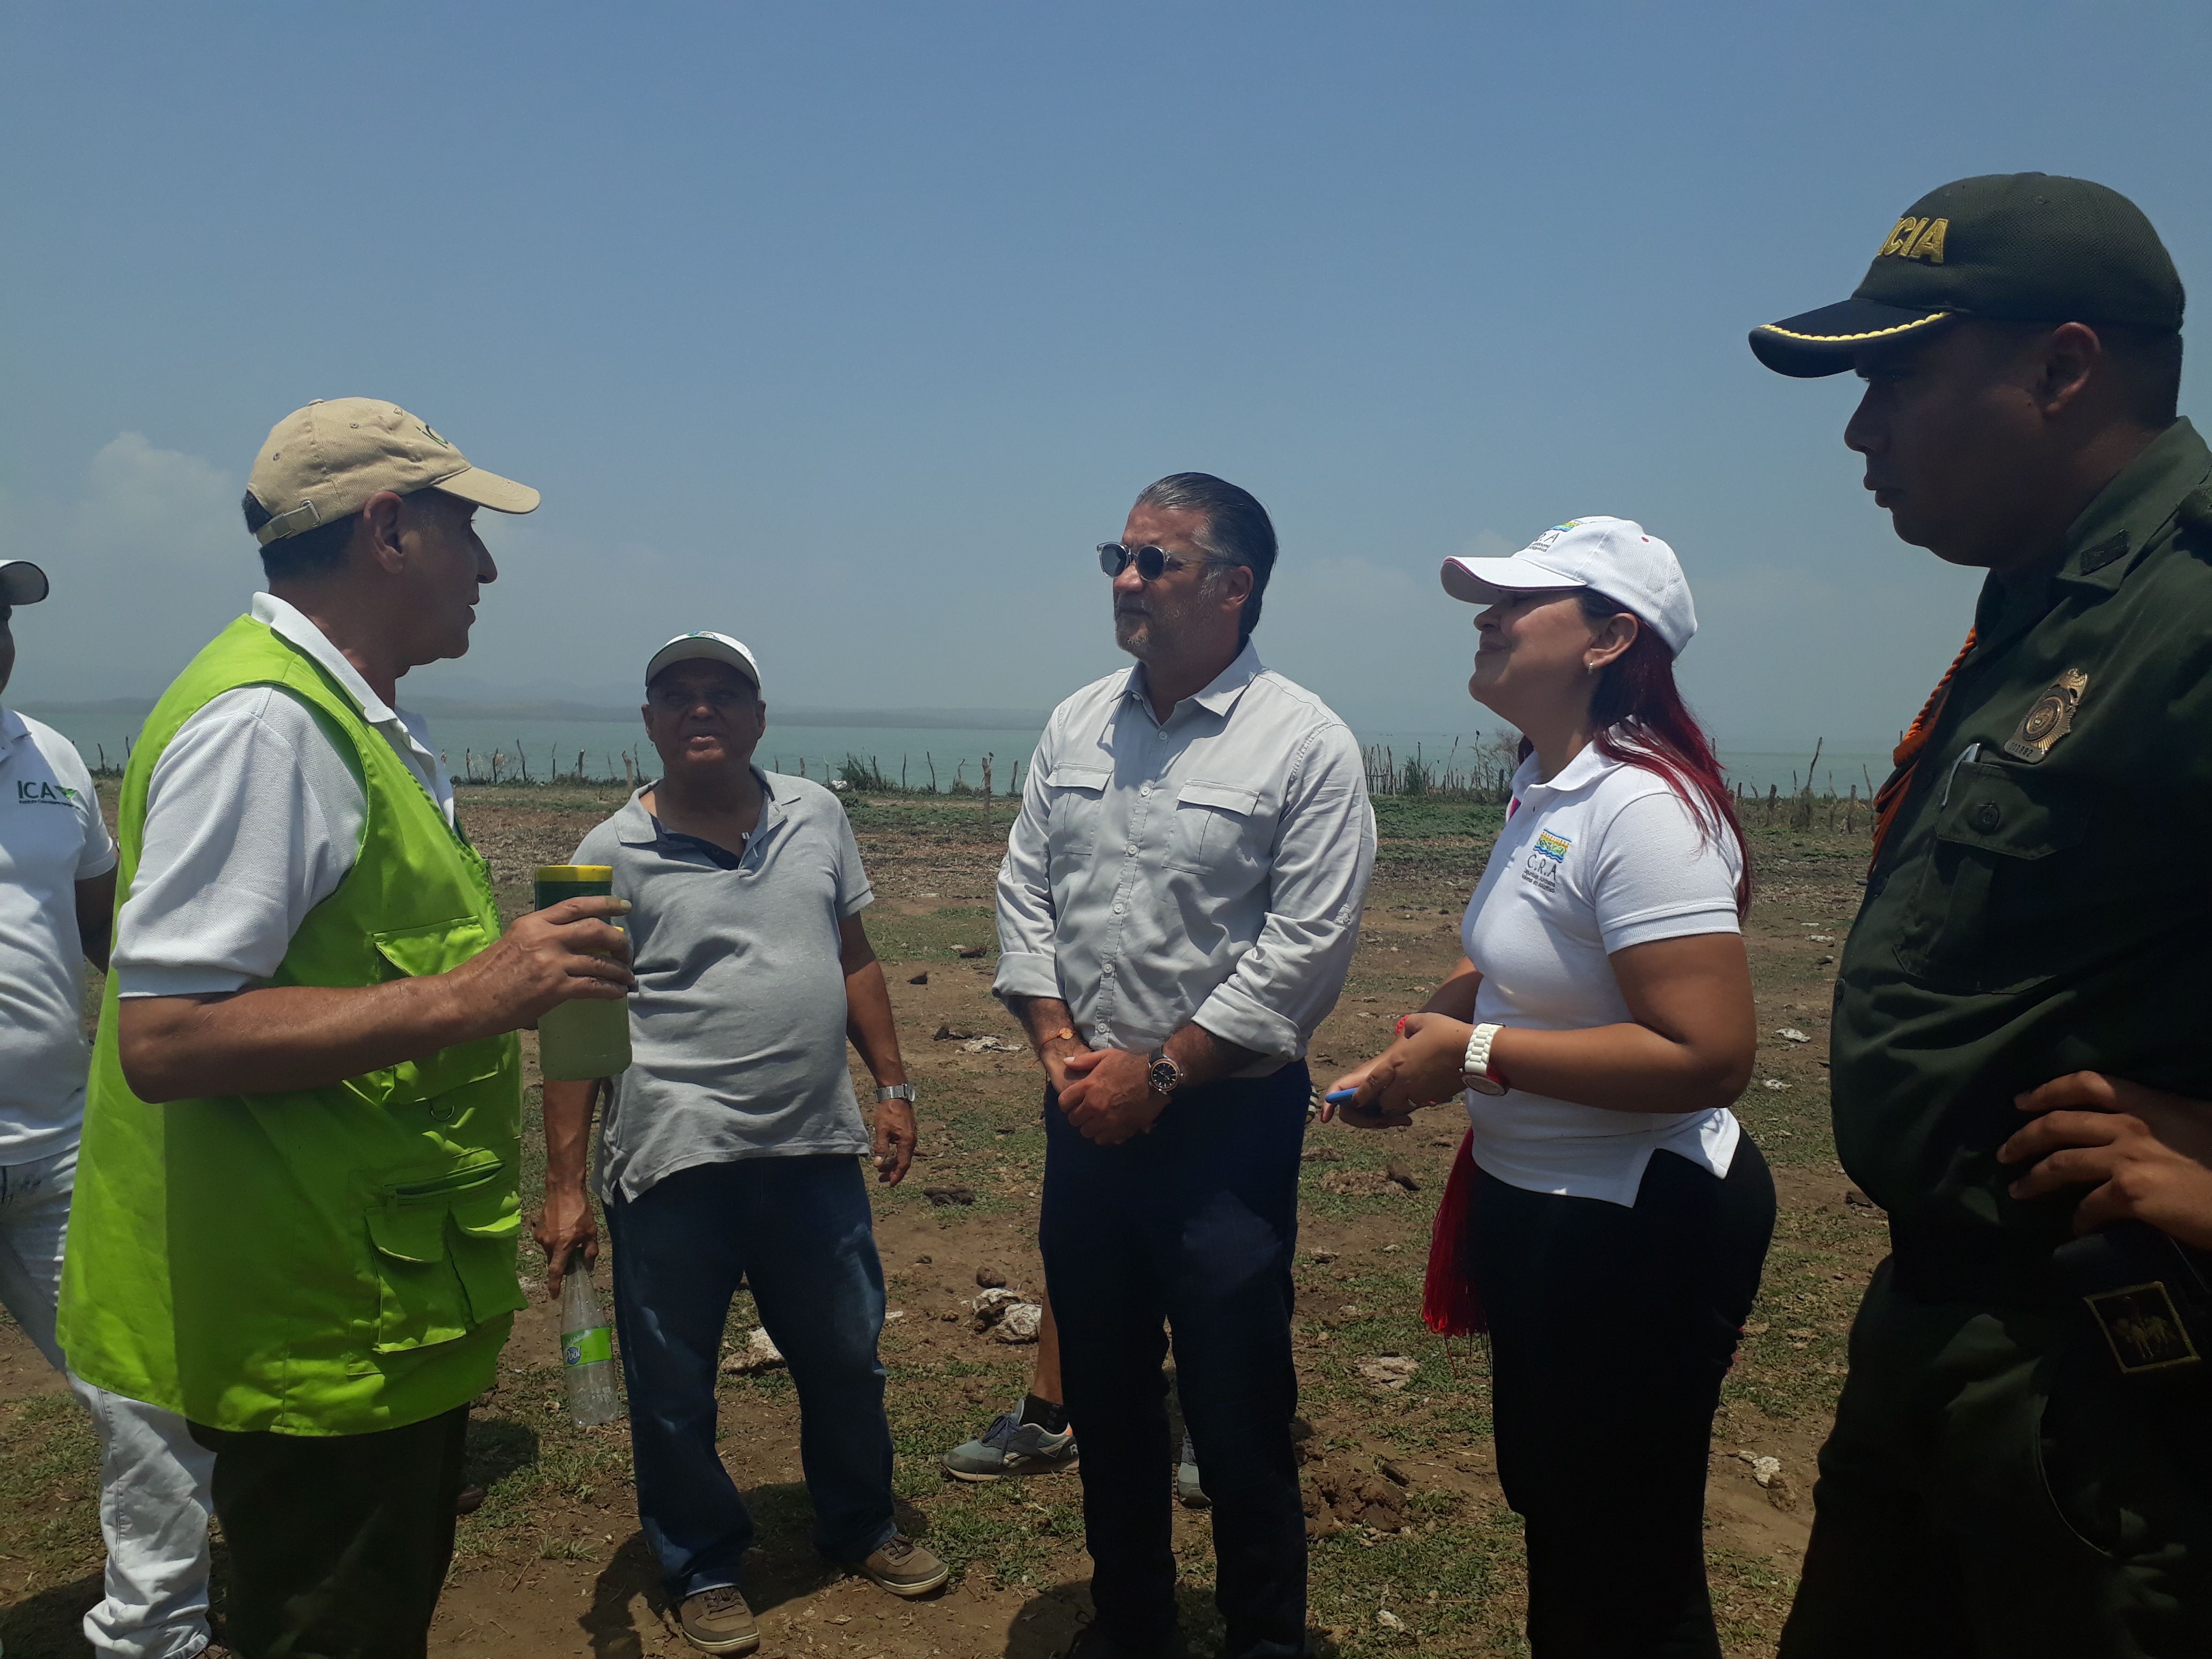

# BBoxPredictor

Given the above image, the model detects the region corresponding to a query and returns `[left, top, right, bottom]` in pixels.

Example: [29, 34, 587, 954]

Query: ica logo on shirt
[16, 779, 83, 807]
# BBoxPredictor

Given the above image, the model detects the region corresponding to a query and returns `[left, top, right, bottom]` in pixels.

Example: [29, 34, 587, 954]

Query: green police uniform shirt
[1834, 417, 2212, 1253]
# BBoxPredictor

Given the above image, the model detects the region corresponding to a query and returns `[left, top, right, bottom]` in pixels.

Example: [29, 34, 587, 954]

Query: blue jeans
[606, 1155, 896, 1598]
[1041, 1064, 1310, 1659]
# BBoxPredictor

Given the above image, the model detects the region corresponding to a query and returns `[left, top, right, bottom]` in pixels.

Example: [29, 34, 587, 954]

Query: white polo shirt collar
[1514, 740, 1616, 804]
[249, 592, 452, 821]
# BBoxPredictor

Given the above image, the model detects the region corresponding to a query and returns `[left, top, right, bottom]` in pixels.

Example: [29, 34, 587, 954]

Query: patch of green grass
[863, 905, 999, 965]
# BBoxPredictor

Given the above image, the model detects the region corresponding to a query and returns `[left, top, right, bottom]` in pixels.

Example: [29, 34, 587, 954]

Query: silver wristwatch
[877, 1084, 917, 1103]
[1145, 1047, 1186, 1097]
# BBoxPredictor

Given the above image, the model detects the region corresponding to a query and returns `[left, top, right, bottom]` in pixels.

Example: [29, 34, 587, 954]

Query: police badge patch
[2083, 1281, 2202, 1375]
[2002, 668, 2088, 763]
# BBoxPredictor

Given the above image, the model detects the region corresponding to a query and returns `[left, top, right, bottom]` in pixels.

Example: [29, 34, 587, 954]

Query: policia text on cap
[56, 400, 636, 1658]
[1753, 175, 2212, 1655]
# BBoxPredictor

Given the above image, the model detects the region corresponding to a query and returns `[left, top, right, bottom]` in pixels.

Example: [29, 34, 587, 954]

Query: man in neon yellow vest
[59, 399, 634, 1659]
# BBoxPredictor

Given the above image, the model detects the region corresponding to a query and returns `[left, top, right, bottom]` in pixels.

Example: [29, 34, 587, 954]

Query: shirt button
[1140, 786, 1152, 798]
[1112, 903, 1124, 914]
[1126, 845, 1137, 856]
[1974, 802, 2002, 832]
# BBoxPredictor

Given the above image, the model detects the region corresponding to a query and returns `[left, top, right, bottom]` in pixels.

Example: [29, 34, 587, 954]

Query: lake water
[29, 704, 1888, 800]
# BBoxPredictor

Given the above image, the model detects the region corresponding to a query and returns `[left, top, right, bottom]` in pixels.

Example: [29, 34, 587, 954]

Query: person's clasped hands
[2000, 1070, 2212, 1250]
[1322, 1011, 1470, 1130]
[1057, 1046, 1170, 1145]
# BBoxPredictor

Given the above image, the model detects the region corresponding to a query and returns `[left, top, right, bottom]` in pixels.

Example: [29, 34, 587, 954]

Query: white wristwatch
[1462, 1023, 1509, 1096]
[877, 1085, 917, 1103]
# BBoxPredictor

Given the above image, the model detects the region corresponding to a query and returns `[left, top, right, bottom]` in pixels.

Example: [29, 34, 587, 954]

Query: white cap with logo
[1439, 516, 1697, 657]
[645, 631, 763, 694]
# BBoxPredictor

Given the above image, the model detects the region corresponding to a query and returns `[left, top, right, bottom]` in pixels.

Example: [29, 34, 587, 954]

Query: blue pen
[1324, 1088, 1361, 1104]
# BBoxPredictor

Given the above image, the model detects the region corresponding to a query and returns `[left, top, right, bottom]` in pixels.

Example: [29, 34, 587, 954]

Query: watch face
[1466, 1075, 1508, 1097]
[1147, 1058, 1180, 1095]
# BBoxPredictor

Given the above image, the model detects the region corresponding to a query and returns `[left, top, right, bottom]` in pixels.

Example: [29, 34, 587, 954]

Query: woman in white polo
[1328, 518, 1772, 1658]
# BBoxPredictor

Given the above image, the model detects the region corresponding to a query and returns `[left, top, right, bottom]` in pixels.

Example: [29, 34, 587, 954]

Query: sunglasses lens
[1097, 543, 1175, 579]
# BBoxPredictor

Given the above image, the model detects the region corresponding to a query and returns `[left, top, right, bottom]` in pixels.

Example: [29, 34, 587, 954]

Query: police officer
[1750, 173, 2212, 1653]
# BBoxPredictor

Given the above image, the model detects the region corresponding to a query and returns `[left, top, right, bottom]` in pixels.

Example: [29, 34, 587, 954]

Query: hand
[1327, 1011, 1471, 1126]
[872, 1095, 917, 1185]
[1056, 1048, 1170, 1145]
[1037, 1034, 1092, 1095]
[1318, 1053, 1394, 1127]
[444, 897, 636, 1037]
[533, 1182, 600, 1299]
[2001, 1071, 2212, 1249]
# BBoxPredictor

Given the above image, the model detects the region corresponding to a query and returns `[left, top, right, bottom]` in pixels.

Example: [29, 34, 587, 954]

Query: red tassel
[1421, 1126, 1487, 1336]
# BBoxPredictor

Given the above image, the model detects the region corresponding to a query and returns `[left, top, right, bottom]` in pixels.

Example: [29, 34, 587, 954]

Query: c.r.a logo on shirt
[1521, 829, 1570, 892]
[15, 779, 81, 807]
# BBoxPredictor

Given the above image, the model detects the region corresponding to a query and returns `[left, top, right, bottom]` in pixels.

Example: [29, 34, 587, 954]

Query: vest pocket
[364, 1159, 527, 1354]
[347, 918, 512, 1115]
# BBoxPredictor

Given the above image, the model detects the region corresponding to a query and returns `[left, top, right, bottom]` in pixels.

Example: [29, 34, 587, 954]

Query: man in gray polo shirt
[537, 631, 940, 1657]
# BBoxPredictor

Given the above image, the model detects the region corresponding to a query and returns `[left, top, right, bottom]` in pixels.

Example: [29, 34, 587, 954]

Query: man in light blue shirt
[993, 474, 1375, 1659]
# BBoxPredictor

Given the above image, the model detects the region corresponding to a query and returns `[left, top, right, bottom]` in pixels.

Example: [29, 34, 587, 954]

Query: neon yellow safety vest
[59, 616, 525, 1435]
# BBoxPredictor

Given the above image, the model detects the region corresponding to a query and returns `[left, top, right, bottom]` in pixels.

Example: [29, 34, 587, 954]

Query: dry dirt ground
[2, 784, 1884, 1658]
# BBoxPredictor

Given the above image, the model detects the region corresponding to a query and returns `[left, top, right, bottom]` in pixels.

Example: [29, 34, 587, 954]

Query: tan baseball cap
[246, 398, 541, 545]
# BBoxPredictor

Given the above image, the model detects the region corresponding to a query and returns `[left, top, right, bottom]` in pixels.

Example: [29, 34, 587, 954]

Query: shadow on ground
[1000, 1582, 1334, 1659]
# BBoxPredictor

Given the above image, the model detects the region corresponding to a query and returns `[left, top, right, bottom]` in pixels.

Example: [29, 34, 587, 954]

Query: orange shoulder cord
[1869, 629, 1977, 869]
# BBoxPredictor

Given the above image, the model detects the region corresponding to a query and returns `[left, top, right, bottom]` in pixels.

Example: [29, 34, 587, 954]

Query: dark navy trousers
[1042, 1064, 1310, 1659]
[606, 1154, 896, 1600]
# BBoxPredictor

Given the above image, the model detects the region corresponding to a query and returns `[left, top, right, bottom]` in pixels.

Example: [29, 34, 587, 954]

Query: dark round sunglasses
[1097, 542, 1233, 581]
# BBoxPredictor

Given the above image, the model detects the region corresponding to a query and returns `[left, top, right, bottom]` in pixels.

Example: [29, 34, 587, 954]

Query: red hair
[1518, 596, 1751, 916]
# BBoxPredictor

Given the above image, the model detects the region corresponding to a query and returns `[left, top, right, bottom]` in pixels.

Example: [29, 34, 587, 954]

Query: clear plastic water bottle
[559, 1262, 622, 1425]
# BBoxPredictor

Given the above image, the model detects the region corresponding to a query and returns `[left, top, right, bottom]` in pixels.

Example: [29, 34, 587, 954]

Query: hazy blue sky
[4, 2, 2208, 746]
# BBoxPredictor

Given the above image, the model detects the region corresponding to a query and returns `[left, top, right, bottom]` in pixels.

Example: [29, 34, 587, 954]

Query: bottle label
[561, 1326, 614, 1366]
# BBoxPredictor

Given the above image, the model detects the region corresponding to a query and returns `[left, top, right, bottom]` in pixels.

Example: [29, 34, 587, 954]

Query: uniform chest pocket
[1164, 779, 1269, 876]
[1043, 765, 1110, 868]
[1892, 761, 2090, 992]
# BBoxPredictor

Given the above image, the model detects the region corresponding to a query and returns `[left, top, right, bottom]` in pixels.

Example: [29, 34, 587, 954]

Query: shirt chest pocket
[1044, 765, 1110, 869]
[1891, 761, 2090, 992]
[1164, 778, 1272, 877]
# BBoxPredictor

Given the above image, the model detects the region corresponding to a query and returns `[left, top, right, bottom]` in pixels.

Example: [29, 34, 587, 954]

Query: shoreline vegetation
[73, 728, 1882, 837]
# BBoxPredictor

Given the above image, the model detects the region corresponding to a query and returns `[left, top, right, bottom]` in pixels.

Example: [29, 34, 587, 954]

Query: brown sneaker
[848, 1532, 950, 1597]
[677, 1585, 760, 1654]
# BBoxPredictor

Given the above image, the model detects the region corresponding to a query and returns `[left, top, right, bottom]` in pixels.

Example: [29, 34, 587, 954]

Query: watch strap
[877, 1083, 917, 1103]
[1463, 1023, 1503, 1083]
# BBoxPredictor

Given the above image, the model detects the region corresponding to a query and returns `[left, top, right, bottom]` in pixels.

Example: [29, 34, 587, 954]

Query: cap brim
[0, 561, 50, 606]
[645, 640, 761, 691]
[432, 465, 541, 515]
[1440, 555, 1583, 606]
[1749, 299, 1956, 378]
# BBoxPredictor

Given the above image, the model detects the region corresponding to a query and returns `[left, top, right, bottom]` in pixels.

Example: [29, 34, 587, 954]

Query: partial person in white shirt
[0, 558, 218, 1659]
[1329, 518, 1772, 1659]
[993, 473, 1376, 1659]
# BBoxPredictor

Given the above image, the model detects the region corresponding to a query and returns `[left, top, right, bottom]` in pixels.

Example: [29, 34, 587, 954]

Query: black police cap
[1750, 173, 2184, 378]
